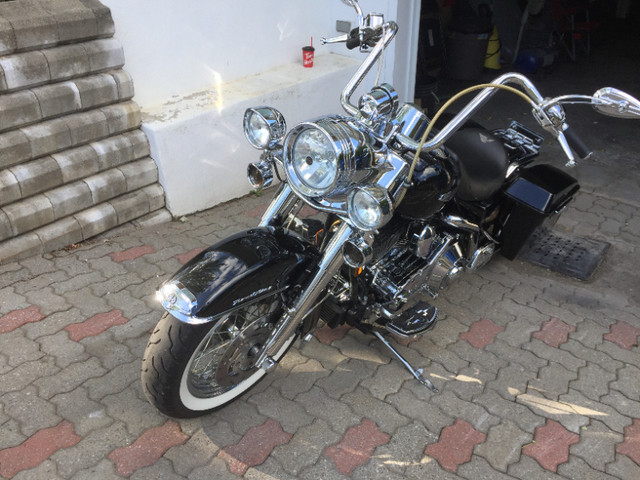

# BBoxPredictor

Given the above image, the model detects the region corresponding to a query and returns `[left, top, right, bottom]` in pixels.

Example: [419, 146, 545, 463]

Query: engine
[369, 231, 467, 310]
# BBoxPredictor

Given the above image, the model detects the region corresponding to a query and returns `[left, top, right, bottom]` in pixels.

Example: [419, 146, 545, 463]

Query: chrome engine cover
[370, 234, 467, 308]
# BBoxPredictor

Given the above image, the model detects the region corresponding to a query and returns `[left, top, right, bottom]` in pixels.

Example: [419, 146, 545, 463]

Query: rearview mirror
[593, 87, 640, 119]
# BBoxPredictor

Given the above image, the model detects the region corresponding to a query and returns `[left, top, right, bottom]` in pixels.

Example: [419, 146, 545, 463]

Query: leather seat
[445, 127, 509, 202]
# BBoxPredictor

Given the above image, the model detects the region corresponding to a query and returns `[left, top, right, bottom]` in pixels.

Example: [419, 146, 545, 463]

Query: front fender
[159, 227, 318, 322]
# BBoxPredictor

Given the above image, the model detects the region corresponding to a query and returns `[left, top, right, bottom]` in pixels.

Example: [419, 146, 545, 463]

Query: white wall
[101, 0, 419, 216]
[103, 0, 413, 107]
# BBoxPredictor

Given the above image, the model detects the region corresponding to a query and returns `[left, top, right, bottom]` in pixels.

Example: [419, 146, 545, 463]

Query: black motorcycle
[141, 0, 640, 417]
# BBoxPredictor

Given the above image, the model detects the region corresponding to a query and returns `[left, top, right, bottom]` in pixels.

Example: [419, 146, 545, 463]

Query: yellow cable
[406, 83, 537, 185]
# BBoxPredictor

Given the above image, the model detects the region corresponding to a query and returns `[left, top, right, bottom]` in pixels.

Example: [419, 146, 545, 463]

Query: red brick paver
[64, 309, 129, 341]
[460, 318, 504, 349]
[424, 418, 486, 473]
[108, 420, 188, 477]
[522, 419, 579, 472]
[0, 421, 81, 479]
[324, 418, 390, 475]
[109, 245, 156, 262]
[533, 317, 576, 347]
[0, 305, 45, 333]
[604, 320, 640, 350]
[218, 418, 292, 475]
[616, 419, 640, 466]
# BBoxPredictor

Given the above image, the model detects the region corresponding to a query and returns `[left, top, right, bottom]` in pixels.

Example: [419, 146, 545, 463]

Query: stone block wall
[0, 0, 169, 263]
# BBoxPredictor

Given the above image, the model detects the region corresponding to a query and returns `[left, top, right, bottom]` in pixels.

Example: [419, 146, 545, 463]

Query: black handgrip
[564, 125, 592, 159]
[346, 36, 360, 50]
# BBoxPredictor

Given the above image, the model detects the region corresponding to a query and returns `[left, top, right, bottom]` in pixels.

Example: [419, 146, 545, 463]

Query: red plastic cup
[302, 46, 315, 68]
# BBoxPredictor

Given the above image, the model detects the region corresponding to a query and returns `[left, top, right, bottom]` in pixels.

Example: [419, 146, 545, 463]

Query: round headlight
[347, 185, 393, 231]
[243, 107, 286, 149]
[290, 128, 338, 196]
[284, 117, 372, 198]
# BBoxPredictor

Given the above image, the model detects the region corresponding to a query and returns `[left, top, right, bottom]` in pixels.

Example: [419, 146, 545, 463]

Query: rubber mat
[518, 229, 610, 281]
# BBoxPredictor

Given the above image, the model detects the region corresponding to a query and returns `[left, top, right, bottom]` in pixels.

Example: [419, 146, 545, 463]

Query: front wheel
[141, 296, 294, 418]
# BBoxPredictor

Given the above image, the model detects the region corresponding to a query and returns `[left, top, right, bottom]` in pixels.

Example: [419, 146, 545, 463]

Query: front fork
[255, 184, 354, 371]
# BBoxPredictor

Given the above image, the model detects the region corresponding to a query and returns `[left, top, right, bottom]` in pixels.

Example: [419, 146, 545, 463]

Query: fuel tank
[396, 150, 459, 220]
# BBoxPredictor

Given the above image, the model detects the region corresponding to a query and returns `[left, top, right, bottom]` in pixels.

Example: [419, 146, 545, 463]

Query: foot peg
[372, 330, 438, 393]
[386, 301, 438, 339]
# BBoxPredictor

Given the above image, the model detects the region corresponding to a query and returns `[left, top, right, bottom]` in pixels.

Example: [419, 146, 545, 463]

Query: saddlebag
[499, 164, 579, 260]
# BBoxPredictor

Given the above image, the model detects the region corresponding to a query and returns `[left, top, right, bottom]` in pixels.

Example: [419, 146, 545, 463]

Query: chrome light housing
[283, 116, 372, 198]
[244, 107, 286, 150]
[156, 280, 199, 323]
[347, 184, 393, 231]
[358, 83, 398, 122]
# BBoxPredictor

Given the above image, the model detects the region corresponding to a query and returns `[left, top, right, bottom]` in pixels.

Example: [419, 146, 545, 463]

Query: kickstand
[372, 330, 439, 393]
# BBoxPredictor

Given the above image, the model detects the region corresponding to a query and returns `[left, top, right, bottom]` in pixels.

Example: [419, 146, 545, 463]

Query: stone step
[0, 186, 168, 264]
[0, 69, 134, 134]
[0, 157, 159, 241]
[0, 0, 115, 57]
[0, 101, 141, 169]
[0, 130, 150, 207]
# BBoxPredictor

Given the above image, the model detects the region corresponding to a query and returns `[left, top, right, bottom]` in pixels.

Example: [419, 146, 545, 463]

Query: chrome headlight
[284, 116, 372, 197]
[244, 107, 286, 149]
[347, 185, 393, 231]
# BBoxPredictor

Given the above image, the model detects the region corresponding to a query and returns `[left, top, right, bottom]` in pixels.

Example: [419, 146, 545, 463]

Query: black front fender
[163, 227, 318, 321]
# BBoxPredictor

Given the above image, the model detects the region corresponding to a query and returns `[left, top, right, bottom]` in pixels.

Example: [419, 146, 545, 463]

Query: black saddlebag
[500, 164, 579, 260]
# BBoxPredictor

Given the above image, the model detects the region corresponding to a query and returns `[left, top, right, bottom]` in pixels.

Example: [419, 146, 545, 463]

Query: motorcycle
[141, 0, 640, 418]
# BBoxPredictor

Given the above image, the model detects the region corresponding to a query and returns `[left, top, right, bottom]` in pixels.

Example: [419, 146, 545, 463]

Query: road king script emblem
[232, 286, 274, 306]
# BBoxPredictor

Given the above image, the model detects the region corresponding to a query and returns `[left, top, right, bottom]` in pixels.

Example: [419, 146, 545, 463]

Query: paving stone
[387, 386, 453, 435]
[110, 69, 135, 100]
[217, 418, 291, 476]
[604, 320, 640, 350]
[51, 144, 100, 183]
[163, 428, 219, 477]
[324, 418, 390, 476]
[610, 364, 640, 401]
[474, 389, 544, 433]
[83, 38, 125, 72]
[35, 216, 85, 253]
[360, 360, 412, 400]
[0, 358, 60, 394]
[523, 338, 586, 372]
[34, 356, 106, 399]
[109, 188, 153, 223]
[118, 157, 159, 192]
[2, 386, 62, 437]
[341, 387, 411, 435]
[37, 330, 88, 368]
[597, 340, 640, 370]
[90, 132, 135, 170]
[74, 202, 120, 239]
[188, 456, 238, 480]
[522, 419, 579, 472]
[445, 365, 496, 401]
[295, 386, 361, 432]
[248, 387, 313, 434]
[50, 386, 112, 437]
[474, 419, 531, 472]
[270, 418, 341, 476]
[528, 361, 578, 401]
[84, 359, 139, 402]
[560, 338, 622, 373]
[0, 129, 31, 170]
[315, 357, 376, 399]
[570, 362, 617, 401]
[430, 390, 499, 433]
[272, 358, 330, 400]
[32, 81, 82, 119]
[447, 339, 508, 374]
[372, 420, 437, 476]
[457, 456, 519, 480]
[3, 194, 55, 236]
[606, 453, 640, 480]
[107, 420, 188, 477]
[22, 308, 83, 340]
[0, 304, 45, 333]
[600, 389, 640, 419]
[424, 418, 486, 473]
[569, 419, 623, 472]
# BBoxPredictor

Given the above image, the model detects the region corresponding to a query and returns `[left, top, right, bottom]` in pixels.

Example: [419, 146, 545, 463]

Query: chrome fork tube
[259, 183, 298, 227]
[257, 222, 354, 370]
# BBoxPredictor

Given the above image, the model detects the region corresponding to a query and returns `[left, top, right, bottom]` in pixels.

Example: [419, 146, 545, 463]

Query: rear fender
[158, 227, 318, 323]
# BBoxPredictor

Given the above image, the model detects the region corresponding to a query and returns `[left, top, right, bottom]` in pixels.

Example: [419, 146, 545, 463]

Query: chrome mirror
[593, 87, 640, 119]
[341, 0, 364, 25]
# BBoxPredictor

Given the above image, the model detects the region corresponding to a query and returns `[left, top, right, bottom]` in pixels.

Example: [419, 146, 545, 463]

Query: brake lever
[322, 34, 349, 45]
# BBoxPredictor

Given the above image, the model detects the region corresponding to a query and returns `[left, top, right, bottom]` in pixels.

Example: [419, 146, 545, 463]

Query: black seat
[445, 127, 509, 202]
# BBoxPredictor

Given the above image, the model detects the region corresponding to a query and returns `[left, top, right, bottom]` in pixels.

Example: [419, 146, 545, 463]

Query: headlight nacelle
[283, 116, 373, 198]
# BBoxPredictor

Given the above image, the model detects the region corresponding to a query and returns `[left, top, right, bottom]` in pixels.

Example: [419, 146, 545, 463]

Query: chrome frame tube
[257, 222, 354, 368]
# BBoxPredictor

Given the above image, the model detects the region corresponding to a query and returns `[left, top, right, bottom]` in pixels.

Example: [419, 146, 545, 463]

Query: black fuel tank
[397, 151, 458, 220]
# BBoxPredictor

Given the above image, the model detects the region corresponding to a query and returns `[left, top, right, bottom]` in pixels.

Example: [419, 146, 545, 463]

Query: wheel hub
[215, 322, 271, 386]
